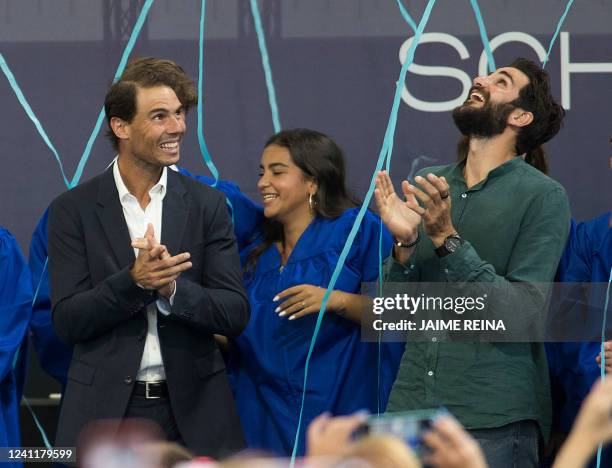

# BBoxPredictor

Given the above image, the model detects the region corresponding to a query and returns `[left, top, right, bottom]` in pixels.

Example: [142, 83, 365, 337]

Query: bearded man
[374, 58, 570, 467]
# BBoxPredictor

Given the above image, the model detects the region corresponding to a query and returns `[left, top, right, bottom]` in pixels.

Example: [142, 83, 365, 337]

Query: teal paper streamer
[542, 0, 575, 70]
[396, 0, 417, 32]
[596, 267, 612, 468]
[22, 397, 53, 449]
[469, 0, 496, 72]
[70, 0, 156, 188]
[197, 0, 220, 186]
[0, 54, 71, 188]
[289, 1, 438, 463]
[250, 0, 282, 133]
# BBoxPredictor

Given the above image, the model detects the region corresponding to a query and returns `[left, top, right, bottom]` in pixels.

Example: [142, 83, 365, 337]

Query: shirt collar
[448, 155, 524, 189]
[112, 160, 168, 202]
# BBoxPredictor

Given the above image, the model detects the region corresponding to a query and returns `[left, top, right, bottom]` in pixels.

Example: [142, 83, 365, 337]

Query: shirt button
[124, 376, 133, 385]
[461, 193, 467, 199]
[427, 371, 434, 376]
[403, 270, 410, 275]
[444, 268, 449, 274]
[431, 337, 437, 342]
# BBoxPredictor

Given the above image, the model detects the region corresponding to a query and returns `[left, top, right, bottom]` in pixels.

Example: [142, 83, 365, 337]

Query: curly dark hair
[508, 57, 565, 173]
[104, 57, 197, 150]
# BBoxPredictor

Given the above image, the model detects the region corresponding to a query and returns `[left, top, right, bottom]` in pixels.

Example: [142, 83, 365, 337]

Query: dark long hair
[245, 128, 359, 272]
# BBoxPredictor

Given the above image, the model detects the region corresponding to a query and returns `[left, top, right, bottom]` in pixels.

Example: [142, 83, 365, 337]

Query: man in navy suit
[48, 57, 249, 458]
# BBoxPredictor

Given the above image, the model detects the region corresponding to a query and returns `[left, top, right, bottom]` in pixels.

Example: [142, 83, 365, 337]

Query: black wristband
[393, 231, 420, 248]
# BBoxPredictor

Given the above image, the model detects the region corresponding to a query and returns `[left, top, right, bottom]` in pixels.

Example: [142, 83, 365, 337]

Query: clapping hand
[374, 170, 421, 244]
[130, 223, 192, 298]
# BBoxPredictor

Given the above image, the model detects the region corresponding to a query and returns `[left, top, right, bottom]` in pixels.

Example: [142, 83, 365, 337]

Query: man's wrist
[431, 229, 458, 248]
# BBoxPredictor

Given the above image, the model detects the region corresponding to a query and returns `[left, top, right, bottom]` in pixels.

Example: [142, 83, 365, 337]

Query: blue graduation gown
[546, 212, 612, 466]
[0, 226, 32, 461]
[228, 208, 404, 456]
[29, 208, 73, 386]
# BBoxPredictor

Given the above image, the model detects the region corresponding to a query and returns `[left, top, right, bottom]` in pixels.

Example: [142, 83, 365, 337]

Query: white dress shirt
[113, 161, 172, 382]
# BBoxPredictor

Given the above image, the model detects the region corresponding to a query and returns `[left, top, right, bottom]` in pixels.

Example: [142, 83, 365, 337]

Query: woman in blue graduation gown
[225, 129, 404, 456]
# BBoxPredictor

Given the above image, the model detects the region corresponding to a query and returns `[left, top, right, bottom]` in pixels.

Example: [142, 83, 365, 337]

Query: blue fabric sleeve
[348, 210, 393, 283]
[0, 227, 30, 457]
[28, 209, 72, 386]
[177, 167, 263, 250]
[0, 227, 32, 381]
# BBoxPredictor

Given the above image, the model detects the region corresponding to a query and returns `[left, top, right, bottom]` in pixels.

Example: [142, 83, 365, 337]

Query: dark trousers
[469, 420, 540, 468]
[123, 394, 184, 445]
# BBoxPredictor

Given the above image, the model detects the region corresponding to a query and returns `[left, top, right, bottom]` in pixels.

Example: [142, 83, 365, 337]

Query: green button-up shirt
[384, 156, 570, 439]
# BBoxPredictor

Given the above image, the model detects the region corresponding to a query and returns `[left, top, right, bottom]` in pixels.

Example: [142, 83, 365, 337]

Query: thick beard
[452, 100, 515, 138]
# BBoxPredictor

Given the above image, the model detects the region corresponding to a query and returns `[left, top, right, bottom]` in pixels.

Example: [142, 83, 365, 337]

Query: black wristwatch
[435, 233, 464, 258]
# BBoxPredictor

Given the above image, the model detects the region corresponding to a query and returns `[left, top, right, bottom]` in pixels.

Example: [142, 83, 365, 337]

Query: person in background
[0, 225, 32, 460]
[375, 58, 570, 467]
[47, 57, 249, 457]
[226, 128, 404, 456]
[546, 143, 612, 467]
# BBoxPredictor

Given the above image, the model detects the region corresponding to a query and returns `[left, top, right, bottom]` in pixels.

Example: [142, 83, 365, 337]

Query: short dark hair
[104, 57, 197, 150]
[509, 58, 565, 162]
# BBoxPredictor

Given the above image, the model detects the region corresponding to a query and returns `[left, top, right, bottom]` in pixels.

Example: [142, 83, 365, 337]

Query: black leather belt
[133, 381, 168, 399]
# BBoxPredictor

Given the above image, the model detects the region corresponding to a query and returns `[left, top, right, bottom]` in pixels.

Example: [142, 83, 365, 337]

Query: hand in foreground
[407, 173, 456, 247]
[422, 414, 488, 468]
[306, 411, 368, 458]
[274, 284, 343, 320]
[130, 223, 191, 297]
[374, 171, 421, 243]
[553, 378, 612, 468]
[595, 341, 612, 374]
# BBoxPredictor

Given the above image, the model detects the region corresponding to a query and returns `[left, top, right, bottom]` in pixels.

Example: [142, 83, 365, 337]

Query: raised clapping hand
[273, 284, 343, 320]
[130, 223, 192, 298]
[374, 170, 421, 244]
[407, 173, 456, 248]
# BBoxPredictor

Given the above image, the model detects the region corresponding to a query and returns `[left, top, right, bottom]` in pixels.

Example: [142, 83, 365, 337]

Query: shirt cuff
[439, 241, 485, 281]
[156, 281, 176, 316]
[383, 254, 417, 281]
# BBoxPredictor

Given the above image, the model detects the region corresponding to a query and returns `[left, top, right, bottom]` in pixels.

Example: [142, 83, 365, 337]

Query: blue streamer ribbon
[396, 0, 417, 33]
[469, 0, 495, 72]
[1, 0, 155, 189]
[596, 267, 612, 467]
[196, 0, 220, 186]
[0, 54, 71, 188]
[70, 0, 155, 188]
[250, 0, 282, 133]
[542, 0, 575, 69]
[289, 1, 438, 463]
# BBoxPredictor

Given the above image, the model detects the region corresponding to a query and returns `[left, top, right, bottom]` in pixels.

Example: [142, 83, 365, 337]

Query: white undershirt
[113, 161, 170, 382]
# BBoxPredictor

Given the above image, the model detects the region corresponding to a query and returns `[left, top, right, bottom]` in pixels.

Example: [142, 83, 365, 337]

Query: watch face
[445, 236, 463, 252]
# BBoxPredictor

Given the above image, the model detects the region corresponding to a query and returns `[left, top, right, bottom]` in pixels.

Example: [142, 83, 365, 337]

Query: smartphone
[353, 408, 444, 458]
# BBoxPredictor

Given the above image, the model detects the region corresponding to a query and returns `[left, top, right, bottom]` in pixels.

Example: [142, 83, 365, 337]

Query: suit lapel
[162, 170, 189, 255]
[95, 168, 135, 269]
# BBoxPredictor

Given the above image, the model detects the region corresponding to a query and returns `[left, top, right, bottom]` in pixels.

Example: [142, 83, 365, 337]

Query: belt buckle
[145, 381, 160, 400]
